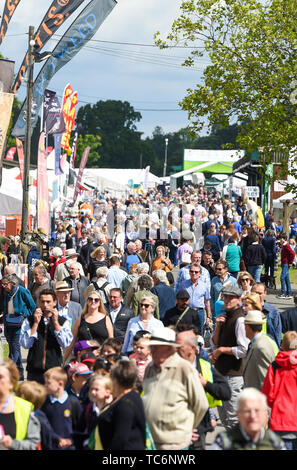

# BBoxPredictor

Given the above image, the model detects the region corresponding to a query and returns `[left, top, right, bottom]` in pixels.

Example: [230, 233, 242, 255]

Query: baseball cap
[74, 340, 100, 355]
[81, 352, 97, 364]
[69, 362, 93, 376]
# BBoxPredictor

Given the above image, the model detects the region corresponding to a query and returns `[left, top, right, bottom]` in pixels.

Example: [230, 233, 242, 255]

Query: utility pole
[163, 137, 168, 178]
[21, 25, 34, 238]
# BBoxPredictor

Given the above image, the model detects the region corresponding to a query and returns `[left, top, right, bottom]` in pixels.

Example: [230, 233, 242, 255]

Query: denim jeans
[4, 328, 24, 379]
[280, 264, 292, 295]
[247, 265, 262, 283]
[282, 438, 297, 450]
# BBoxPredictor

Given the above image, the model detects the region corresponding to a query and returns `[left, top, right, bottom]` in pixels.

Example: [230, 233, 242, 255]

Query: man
[211, 388, 285, 450]
[63, 261, 90, 308]
[179, 262, 211, 336]
[2, 274, 36, 381]
[79, 235, 96, 275]
[89, 266, 115, 308]
[54, 248, 84, 282]
[108, 288, 134, 342]
[55, 281, 82, 332]
[30, 264, 52, 306]
[175, 250, 211, 293]
[150, 270, 176, 320]
[121, 241, 142, 272]
[252, 282, 282, 348]
[142, 327, 209, 450]
[276, 233, 295, 299]
[176, 326, 231, 450]
[163, 289, 202, 332]
[20, 289, 73, 384]
[243, 310, 276, 390]
[201, 250, 216, 280]
[210, 285, 249, 431]
[107, 255, 128, 288]
[280, 295, 297, 334]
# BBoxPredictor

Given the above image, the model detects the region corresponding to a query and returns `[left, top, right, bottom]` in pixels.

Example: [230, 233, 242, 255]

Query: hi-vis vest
[261, 319, 279, 355]
[199, 358, 222, 408]
[13, 395, 34, 441]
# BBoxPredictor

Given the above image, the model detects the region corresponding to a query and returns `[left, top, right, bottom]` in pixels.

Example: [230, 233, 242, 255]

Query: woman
[88, 246, 109, 281]
[65, 227, 77, 250]
[262, 331, 297, 450]
[245, 232, 267, 283]
[48, 247, 66, 280]
[53, 223, 66, 250]
[0, 359, 40, 450]
[122, 296, 164, 354]
[150, 245, 173, 282]
[218, 225, 228, 248]
[241, 292, 262, 314]
[94, 360, 146, 450]
[204, 224, 222, 262]
[64, 291, 113, 362]
[131, 274, 160, 319]
[262, 229, 277, 280]
[237, 271, 255, 296]
[222, 238, 242, 278]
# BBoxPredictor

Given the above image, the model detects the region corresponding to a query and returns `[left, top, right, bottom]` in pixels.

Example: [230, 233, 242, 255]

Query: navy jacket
[263, 301, 282, 348]
[262, 236, 276, 258]
[151, 282, 176, 320]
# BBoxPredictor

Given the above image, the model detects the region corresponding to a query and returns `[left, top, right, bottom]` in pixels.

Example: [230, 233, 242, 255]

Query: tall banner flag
[73, 146, 90, 203]
[11, 0, 117, 138]
[0, 0, 21, 46]
[12, 0, 86, 94]
[69, 131, 78, 168]
[15, 137, 25, 184]
[5, 147, 16, 161]
[37, 132, 50, 234]
[42, 89, 65, 134]
[54, 133, 64, 176]
[0, 92, 14, 184]
[61, 88, 78, 150]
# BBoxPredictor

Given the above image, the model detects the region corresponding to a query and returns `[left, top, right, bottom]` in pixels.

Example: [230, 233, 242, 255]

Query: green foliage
[155, 0, 297, 188]
[75, 134, 101, 167]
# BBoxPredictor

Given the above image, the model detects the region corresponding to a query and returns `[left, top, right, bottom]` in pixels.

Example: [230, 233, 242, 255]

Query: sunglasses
[140, 303, 152, 308]
[190, 270, 200, 274]
[87, 297, 100, 303]
[241, 278, 250, 282]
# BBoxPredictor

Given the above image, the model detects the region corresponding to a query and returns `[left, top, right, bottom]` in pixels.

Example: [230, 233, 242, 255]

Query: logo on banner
[0, 0, 21, 45]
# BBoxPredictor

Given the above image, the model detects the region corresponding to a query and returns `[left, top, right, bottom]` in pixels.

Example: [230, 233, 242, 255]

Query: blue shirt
[179, 279, 210, 309]
[175, 265, 210, 293]
[122, 315, 164, 354]
[20, 315, 73, 349]
[107, 266, 128, 288]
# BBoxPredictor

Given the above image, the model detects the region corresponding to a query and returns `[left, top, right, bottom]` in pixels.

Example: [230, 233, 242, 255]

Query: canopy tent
[81, 168, 162, 191]
[0, 167, 37, 216]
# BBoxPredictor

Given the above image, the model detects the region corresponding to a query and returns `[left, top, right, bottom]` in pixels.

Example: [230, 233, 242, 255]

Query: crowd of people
[0, 182, 296, 451]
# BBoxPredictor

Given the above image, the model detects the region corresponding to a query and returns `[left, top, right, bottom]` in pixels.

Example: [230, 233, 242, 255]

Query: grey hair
[96, 266, 109, 278]
[236, 388, 268, 412]
[2, 274, 18, 286]
[34, 265, 47, 277]
[136, 263, 149, 274]
[152, 269, 167, 283]
[140, 295, 156, 309]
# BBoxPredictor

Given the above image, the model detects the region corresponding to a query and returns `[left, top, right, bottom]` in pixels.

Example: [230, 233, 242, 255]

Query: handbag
[5, 314, 24, 329]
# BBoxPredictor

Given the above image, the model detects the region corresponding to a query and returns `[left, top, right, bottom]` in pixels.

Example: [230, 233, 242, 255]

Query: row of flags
[0, 0, 117, 230]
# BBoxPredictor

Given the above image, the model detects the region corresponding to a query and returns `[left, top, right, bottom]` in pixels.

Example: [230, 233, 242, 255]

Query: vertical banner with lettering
[0, 0, 21, 46]
[11, 0, 117, 138]
[42, 89, 65, 135]
[73, 146, 90, 203]
[12, 0, 85, 94]
[61, 90, 77, 150]
[54, 133, 64, 176]
[37, 132, 50, 234]
[15, 137, 25, 184]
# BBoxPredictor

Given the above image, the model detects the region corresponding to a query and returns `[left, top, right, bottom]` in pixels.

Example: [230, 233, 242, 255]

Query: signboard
[245, 186, 260, 198]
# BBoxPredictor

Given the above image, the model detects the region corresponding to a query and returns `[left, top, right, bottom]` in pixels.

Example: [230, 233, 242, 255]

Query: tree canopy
[155, 0, 297, 186]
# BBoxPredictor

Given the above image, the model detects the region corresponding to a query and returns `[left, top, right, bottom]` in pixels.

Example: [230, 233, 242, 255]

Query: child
[93, 357, 111, 376]
[81, 352, 97, 371]
[16, 380, 59, 450]
[66, 362, 93, 405]
[129, 331, 152, 381]
[42, 367, 84, 450]
[101, 338, 122, 358]
[84, 374, 113, 436]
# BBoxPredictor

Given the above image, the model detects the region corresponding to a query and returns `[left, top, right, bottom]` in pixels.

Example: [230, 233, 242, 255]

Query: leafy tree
[155, 0, 297, 188]
[75, 134, 101, 167]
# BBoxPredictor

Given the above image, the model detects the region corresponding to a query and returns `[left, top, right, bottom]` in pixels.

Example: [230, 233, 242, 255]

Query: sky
[0, 0, 208, 139]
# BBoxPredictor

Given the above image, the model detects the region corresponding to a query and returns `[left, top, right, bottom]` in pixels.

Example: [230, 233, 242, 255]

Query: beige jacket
[142, 352, 209, 448]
